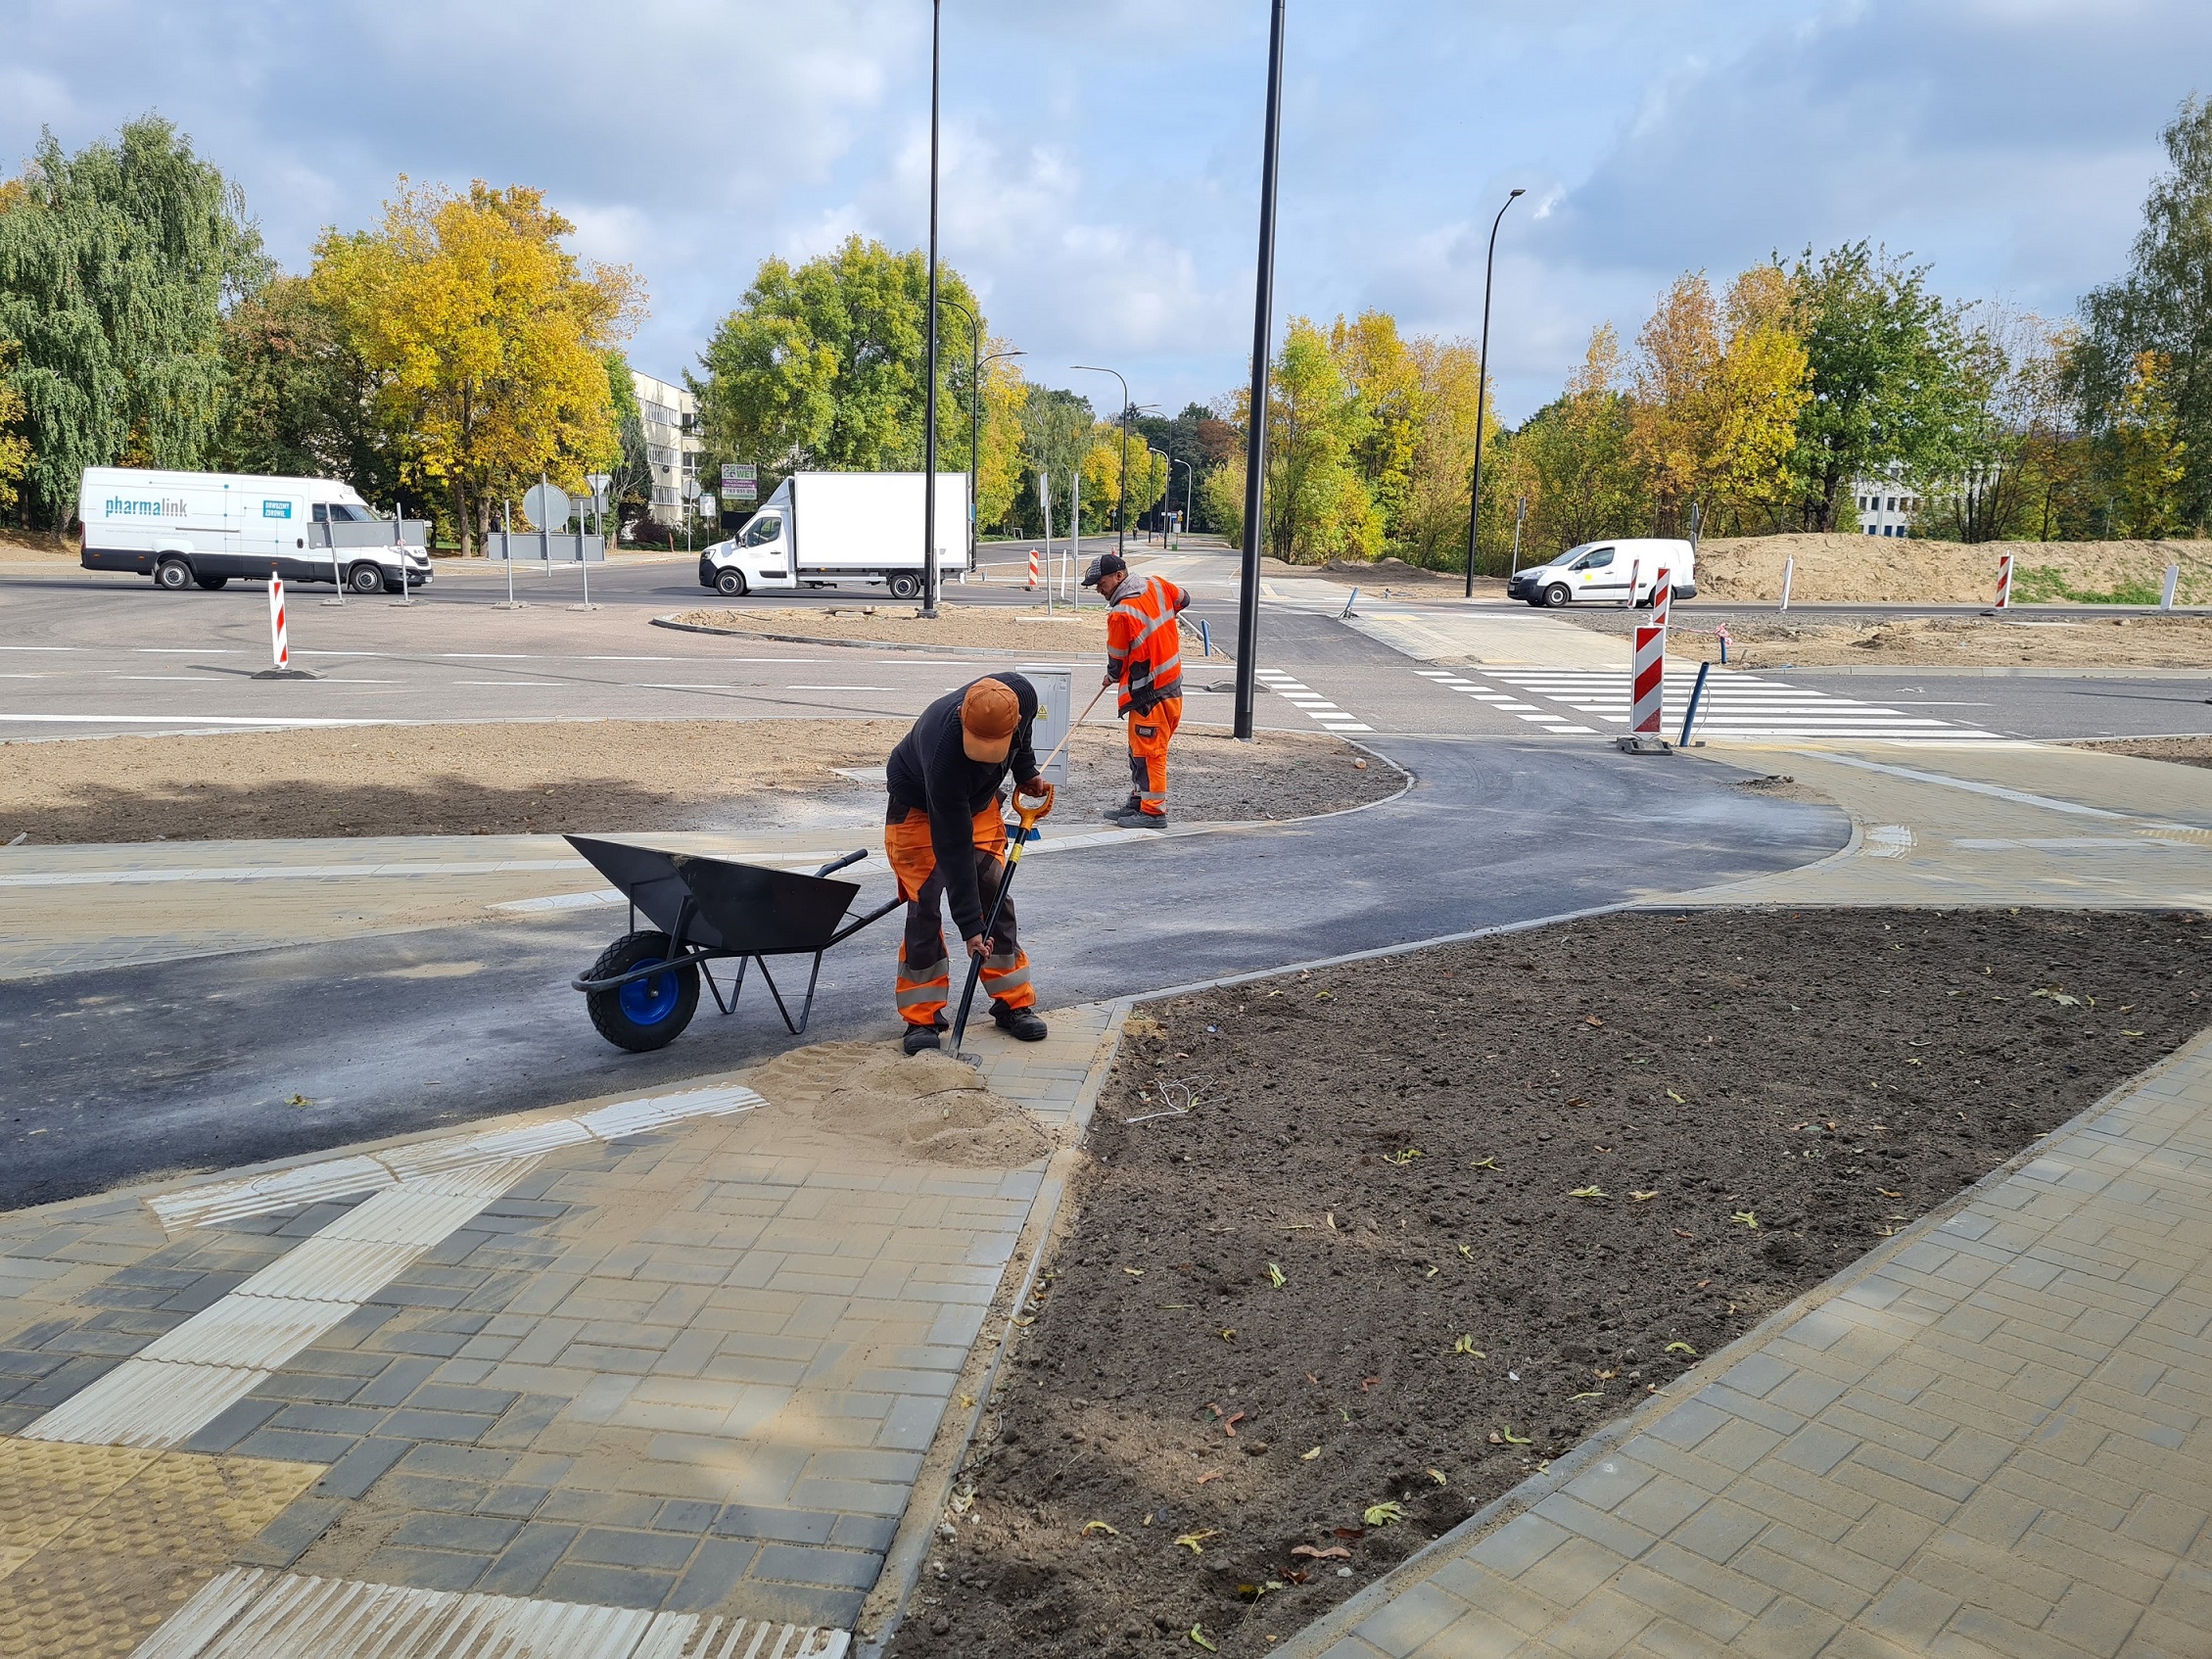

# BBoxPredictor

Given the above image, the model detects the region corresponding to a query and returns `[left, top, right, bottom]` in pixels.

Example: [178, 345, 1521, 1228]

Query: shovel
[947, 782, 1054, 1063]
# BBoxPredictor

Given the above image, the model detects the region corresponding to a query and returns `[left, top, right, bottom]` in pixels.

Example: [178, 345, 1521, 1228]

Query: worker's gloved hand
[965, 933, 993, 960]
[1102, 672, 1117, 689]
[1016, 778, 1055, 819]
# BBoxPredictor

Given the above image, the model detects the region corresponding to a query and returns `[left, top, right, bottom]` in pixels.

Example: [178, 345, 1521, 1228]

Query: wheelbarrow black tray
[566, 834, 900, 1040]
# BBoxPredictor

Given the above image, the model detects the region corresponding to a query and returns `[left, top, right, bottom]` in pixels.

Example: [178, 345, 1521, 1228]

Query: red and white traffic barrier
[1027, 547, 1040, 589]
[267, 572, 291, 671]
[1994, 552, 2012, 609]
[1650, 566, 1672, 631]
[1630, 624, 1666, 735]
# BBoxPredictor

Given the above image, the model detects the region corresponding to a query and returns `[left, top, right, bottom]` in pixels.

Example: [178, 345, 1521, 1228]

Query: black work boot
[1106, 808, 1167, 830]
[992, 1002, 1049, 1042]
[1101, 795, 1140, 821]
[903, 1025, 940, 1056]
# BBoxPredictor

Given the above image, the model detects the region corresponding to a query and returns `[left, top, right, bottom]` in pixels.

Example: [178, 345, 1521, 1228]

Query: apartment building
[1853, 464, 1921, 538]
[632, 370, 702, 528]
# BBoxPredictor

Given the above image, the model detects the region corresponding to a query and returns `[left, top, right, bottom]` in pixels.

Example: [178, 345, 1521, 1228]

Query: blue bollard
[1200, 619, 1212, 656]
[1678, 660, 1713, 746]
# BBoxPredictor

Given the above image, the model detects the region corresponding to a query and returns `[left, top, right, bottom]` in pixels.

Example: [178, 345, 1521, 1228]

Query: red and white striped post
[267, 570, 291, 671]
[1630, 624, 1666, 735]
[1650, 566, 1672, 631]
[1027, 547, 1040, 588]
[1994, 552, 2012, 609]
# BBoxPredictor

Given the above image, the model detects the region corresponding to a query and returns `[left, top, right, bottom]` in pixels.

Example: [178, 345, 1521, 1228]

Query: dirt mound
[753, 1040, 1053, 1167]
[1322, 556, 1459, 586]
[1650, 610, 2212, 669]
[1694, 532, 2211, 605]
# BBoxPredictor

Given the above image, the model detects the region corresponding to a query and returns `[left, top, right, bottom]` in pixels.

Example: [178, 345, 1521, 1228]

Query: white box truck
[1506, 537, 1698, 607]
[696, 471, 970, 600]
[77, 466, 432, 593]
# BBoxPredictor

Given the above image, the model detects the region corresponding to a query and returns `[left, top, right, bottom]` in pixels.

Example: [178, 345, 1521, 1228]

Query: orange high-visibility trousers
[1126, 696, 1183, 818]
[884, 803, 1037, 1028]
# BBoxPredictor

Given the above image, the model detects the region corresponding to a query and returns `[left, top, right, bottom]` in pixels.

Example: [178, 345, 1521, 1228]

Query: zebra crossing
[1254, 667, 1373, 732]
[1416, 667, 2000, 741]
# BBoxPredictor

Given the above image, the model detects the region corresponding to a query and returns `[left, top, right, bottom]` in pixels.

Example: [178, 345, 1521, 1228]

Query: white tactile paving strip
[1253, 667, 1373, 732]
[134, 1567, 849, 1658]
[26, 1087, 763, 1449]
[1419, 666, 2003, 740]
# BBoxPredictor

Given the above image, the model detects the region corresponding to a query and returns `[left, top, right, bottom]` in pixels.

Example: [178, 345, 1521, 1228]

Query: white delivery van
[1507, 538, 1697, 607]
[77, 466, 432, 593]
[697, 471, 971, 600]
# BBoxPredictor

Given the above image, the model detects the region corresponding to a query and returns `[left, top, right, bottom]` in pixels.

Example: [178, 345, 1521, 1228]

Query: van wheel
[886, 572, 922, 600]
[1542, 583, 1571, 607]
[155, 559, 192, 591]
[585, 931, 700, 1053]
[348, 563, 386, 594]
[716, 568, 748, 597]
[194, 574, 229, 591]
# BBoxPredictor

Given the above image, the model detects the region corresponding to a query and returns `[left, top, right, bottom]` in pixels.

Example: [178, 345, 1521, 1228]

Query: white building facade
[1853, 464, 1922, 538]
[631, 370, 702, 529]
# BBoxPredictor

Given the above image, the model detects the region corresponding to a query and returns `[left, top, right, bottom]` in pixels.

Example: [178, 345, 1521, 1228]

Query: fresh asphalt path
[0, 733, 1842, 1209]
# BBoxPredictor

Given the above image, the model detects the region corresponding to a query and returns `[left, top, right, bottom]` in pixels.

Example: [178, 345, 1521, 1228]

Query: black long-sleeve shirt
[886, 673, 1040, 938]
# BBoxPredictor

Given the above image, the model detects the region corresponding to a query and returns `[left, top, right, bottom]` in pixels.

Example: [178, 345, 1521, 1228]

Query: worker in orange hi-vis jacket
[1081, 552, 1190, 830]
[882, 675, 1055, 1056]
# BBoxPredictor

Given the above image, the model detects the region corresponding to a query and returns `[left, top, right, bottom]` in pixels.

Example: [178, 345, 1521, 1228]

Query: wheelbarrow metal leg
[752, 952, 826, 1035]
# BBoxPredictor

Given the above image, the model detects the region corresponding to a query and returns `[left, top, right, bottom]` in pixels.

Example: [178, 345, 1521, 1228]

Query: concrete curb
[650, 613, 1098, 659]
[1270, 1023, 2212, 1658]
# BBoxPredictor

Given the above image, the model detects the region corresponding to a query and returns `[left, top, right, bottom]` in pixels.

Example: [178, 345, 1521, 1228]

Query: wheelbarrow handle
[814, 849, 867, 878]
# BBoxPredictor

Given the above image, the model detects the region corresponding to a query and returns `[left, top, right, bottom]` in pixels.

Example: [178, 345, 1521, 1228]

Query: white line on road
[788, 685, 895, 691]
[0, 714, 390, 728]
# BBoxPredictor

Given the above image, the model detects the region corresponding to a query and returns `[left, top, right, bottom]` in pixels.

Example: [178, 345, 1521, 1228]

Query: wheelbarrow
[566, 835, 903, 1053]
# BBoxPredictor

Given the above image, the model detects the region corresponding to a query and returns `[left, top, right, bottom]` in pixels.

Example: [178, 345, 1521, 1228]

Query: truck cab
[699, 502, 796, 597]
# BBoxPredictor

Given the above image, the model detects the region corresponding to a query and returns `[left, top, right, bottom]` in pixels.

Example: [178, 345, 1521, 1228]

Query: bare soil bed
[892, 909, 2210, 1659]
[670, 602, 1112, 652]
[1692, 532, 2210, 606]
[0, 719, 1398, 844]
[0, 528, 76, 562]
[1567, 607, 2212, 669]
[2069, 735, 2212, 770]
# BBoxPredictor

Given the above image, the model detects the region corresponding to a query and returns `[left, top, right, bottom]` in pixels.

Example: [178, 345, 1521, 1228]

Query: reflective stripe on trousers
[1126, 696, 1182, 816]
[883, 803, 1038, 1027]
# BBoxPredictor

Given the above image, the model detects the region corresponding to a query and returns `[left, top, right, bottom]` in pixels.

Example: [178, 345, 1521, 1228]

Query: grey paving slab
[1283, 1031, 2212, 1659]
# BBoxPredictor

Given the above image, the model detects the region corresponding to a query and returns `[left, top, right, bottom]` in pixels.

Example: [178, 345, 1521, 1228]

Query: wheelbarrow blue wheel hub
[619, 966, 682, 1025]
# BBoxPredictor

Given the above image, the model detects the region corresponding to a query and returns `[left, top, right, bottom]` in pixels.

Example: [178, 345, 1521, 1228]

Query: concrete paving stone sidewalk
[0, 1008, 1117, 1655]
[1284, 1027, 2212, 1659]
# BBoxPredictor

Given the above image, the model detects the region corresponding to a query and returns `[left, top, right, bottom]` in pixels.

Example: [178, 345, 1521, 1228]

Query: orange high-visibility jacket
[1106, 574, 1190, 714]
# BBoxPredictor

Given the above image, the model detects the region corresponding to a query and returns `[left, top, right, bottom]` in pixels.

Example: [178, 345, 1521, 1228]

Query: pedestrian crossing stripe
[1416, 668, 2000, 740]
[1254, 668, 1372, 732]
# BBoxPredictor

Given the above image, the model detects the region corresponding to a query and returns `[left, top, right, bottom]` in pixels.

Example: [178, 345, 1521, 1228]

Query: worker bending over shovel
[1083, 551, 1191, 829]
[885, 674, 1055, 1056]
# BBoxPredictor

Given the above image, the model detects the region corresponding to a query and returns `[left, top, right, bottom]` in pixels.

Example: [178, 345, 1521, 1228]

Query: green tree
[603, 355, 656, 535]
[214, 274, 398, 499]
[0, 340, 29, 514]
[1267, 316, 1378, 561]
[1786, 242, 1979, 530]
[2072, 96, 2212, 529]
[695, 236, 989, 477]
[1330, 310, 1422, 543]
[0, 117, 269, 527]
[1511, 326, 1648, 562]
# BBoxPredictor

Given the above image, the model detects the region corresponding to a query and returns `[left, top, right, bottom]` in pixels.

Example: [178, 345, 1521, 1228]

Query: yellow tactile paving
[0, 1438, 320, 1657]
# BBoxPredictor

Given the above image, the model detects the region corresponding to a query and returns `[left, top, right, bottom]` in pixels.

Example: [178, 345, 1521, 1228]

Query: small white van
[1507, 538, 1697, 607]
[77, 466, 432, 593]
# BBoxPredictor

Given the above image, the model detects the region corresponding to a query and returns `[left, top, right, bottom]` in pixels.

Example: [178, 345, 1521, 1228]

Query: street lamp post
[1463, 186, 1525, 599]
[1234, 0, 1288, 742]
[921, 0, 944, 618]
[1169, 456, 1193, 548]
[1070, 364, 1132, 556]
[1146, 445, 1170, 544]
[943, 295, 1022, 574]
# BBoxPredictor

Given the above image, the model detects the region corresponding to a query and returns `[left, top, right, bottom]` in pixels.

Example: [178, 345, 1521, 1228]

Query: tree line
[0, 118, 643, 551]
[5, 97, 2204, 567]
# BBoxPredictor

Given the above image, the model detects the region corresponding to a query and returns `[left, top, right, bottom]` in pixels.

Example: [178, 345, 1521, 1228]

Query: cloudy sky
[3, 0, 2202, 421]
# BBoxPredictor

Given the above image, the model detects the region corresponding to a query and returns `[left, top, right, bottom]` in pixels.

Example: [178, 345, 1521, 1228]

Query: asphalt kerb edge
[855, 996, 1138, 1657]
[1269, 1019, 2212, 1659]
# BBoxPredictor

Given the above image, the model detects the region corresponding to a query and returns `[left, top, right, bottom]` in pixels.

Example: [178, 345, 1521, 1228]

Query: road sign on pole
[522, 482, 571, 533]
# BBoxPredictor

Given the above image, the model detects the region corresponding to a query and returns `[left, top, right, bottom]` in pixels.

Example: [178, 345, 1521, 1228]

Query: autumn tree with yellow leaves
[309, 181, 641, 553]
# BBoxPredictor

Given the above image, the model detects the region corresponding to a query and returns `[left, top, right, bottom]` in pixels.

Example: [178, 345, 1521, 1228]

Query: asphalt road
[0, 734, 1843, 1208]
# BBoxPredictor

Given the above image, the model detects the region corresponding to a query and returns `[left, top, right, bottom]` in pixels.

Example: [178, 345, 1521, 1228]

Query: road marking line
[0, 715, 390, 728]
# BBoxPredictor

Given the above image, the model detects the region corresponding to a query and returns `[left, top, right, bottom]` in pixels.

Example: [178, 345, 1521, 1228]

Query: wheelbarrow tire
[585, 930, 700, 1052]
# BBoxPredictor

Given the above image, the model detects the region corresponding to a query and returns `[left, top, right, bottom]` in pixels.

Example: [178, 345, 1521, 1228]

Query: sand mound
[1693, 533, 2210, 605]
[753, 1040, 1053, 1167]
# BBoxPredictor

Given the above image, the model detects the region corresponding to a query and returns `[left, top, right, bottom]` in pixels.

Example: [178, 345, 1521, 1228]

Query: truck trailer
[697, 472, 971, 599]
[77, 466, 431, 593]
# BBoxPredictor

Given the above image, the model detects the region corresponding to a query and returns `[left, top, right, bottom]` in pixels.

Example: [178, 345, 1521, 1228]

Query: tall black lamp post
[1070, 364, 1132, 556]
[922, 0, 945, 617]
[1462, 185, 1525, 599]
[1233, 0, 1288, 742]
[944, 294, 1022, 572]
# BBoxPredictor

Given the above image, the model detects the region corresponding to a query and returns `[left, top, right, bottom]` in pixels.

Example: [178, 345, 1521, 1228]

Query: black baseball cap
[1080, 552, 1127, 588]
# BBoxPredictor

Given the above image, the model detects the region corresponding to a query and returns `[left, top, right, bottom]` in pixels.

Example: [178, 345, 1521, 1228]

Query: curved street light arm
[1070, 365, 1134, 557]
[1463, 186, 1526, 599]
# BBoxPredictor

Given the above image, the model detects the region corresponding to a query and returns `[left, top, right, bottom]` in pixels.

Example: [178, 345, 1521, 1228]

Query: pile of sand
[1656, 611, 2212, 669]
[1693, 533, 2210, 606]
[753, 1040, 1053, 1167]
